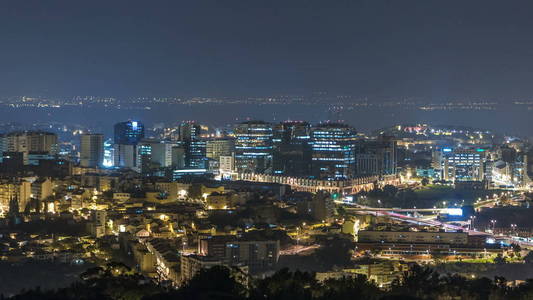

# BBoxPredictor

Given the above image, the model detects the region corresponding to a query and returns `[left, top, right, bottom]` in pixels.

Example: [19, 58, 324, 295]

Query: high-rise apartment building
[5, 131, 58, 154]
[80, 134, 104, 168]
[1, 131, 58, 165]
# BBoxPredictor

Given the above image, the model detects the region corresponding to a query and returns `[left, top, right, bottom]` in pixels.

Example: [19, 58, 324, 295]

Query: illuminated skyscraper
[310, 123, 357, 180]
[188, 140, 207, 169]
[113, 121, 144, 170]
[178, 121, 206, 168]
[80, 134, 104, 168]
[114, 121, 145, 145]
[234, 121, 273, 173]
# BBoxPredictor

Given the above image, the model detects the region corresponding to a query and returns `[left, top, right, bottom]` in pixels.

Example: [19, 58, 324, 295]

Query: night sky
[2, 0, 533, 99]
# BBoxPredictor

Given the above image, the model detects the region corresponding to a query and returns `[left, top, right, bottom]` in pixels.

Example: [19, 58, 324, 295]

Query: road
[340, 202, 533, 249]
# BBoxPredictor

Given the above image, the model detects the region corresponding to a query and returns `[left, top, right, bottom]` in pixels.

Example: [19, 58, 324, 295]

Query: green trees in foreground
[8, 264, 533, 300]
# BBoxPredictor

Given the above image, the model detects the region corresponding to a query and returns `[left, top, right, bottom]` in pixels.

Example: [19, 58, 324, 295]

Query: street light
[490, 220, 497, 231]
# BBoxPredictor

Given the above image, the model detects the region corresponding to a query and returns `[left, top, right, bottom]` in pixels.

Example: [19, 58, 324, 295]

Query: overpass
[343, 207, 451, 213]
[342, 203, 533, 249]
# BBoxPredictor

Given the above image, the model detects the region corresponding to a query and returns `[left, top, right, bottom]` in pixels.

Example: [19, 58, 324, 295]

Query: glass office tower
[234, 121, 273, 173]
[310, 123, 358, 180]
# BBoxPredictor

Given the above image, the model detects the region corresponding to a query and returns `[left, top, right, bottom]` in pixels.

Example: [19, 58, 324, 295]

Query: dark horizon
[3, 0, 533, 99]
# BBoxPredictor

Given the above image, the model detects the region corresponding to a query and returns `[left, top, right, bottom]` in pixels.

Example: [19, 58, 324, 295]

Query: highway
[339, 201, 533, 249]
[344, 207, 450, 213]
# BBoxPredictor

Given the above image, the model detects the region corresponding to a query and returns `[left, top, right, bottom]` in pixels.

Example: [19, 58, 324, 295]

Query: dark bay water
[0, 104, 531, 138]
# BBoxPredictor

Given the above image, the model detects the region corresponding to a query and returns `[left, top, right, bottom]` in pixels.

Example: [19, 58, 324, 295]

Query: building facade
[272, 121, 312, 176]
[310, 123, 358, 180]
[80, 134, 104, 168]
[234, 121, 273, 173]
[443, 148, 485, 182]
[114, 121, 145, 145]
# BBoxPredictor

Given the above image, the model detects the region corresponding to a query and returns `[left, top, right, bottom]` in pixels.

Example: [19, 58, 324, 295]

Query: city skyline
[2, 1, 533, 299]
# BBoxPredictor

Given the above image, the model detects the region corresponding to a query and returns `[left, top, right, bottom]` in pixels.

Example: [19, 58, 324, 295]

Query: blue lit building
[234, 121, 273, 173]
[103, 139, 114, 168]
[178, 121, 206, 168]
[187, 140, 207, 168]
[310, 123, 358, 180]
[114, 120, 145, 145]
[113, 121, 144, 170]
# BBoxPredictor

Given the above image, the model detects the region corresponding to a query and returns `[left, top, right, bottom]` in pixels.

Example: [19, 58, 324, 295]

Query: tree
[336, 206, 346, 216]
[511, 243, 521, 253]
[313, 237, 355, 269]
[382, 185, 398, 198]
[251, 268, 317, 300]
[524, 251, 533, 263]
[176, 266, 246, 300]
[320, 275, 383, 300]
[391, 264, 441, 299]
[188, 183, 203, 200]
[494, 254, 507, 264]
[396, 189, 419, 208]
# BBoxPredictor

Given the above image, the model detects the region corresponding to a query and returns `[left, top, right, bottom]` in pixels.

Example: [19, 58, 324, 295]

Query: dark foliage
[7, 263, 533, 300]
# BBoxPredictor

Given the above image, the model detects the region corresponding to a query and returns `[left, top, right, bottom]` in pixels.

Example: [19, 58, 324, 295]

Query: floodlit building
[442, 148, 485, 182]
[0, 178, 32, 213]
